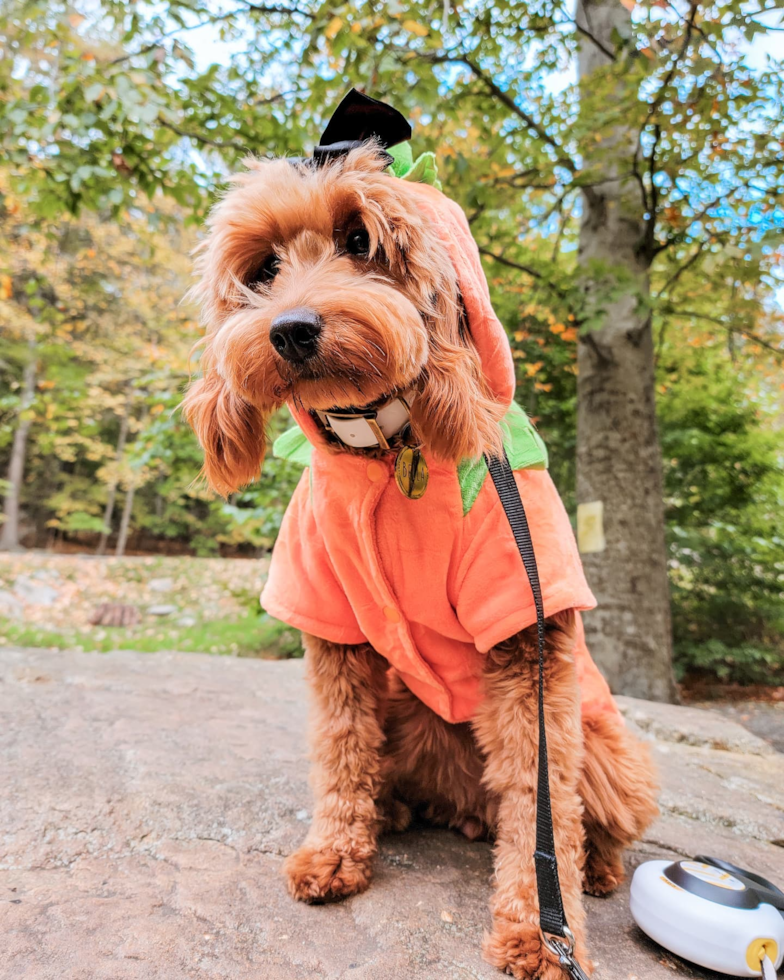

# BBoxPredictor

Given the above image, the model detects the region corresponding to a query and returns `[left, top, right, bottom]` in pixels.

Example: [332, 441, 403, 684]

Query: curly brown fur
[183, 144, 503, 495]
[578, 708, 659, 896]
[381, 669, 494, 840]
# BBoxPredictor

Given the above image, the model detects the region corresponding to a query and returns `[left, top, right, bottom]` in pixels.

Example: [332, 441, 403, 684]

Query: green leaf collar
[272, 402, 547, 516]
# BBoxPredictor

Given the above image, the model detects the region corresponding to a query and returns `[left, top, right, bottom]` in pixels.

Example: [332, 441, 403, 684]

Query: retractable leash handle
[484, 451, 590, 980]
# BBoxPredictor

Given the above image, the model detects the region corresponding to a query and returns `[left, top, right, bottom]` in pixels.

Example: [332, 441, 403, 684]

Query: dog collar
[316, 390, 416, 450]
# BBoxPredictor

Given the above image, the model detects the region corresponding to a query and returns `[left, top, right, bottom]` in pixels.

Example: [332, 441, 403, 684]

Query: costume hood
[286, 90, 516, 446]
[397, 179, 516, 407]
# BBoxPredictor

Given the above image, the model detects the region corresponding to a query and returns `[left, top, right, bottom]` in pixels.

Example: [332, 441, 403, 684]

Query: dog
[183, 91, 658, 979]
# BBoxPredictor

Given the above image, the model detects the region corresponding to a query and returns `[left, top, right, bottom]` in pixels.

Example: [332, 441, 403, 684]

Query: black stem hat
[311, 89, 412, 166]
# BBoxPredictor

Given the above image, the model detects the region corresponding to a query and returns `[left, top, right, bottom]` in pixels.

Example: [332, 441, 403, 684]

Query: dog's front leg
[284, 633, 388, 903]
[473, 611, 591, 979]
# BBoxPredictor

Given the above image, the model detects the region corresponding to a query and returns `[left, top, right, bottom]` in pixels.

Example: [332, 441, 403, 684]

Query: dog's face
[184, 144, 502, 495]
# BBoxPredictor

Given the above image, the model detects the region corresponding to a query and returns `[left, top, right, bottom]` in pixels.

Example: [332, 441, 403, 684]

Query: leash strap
[485, 450, 588, 980]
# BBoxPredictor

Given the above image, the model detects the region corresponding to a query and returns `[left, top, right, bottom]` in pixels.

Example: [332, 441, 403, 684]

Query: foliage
[0, 552, 304, 657]
[0, 1, 782, 681]
[659, 343, 784, 684]
[1, 0, 781, 348]
[0, 173, 303, 554]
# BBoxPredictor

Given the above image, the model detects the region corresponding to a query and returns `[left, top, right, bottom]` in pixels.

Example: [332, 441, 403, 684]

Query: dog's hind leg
[380, 670, 492, 840]
[284, 634, 388, 903]
[578, 708, 659, 896]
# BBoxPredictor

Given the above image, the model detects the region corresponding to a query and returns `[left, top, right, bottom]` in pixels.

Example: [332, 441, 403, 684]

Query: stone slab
[2, 648, 784, 980]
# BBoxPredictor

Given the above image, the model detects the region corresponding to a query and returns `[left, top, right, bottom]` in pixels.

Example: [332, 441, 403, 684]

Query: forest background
[0, 0, 782, 692]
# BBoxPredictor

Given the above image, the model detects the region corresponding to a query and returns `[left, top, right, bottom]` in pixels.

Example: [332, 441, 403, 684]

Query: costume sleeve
[260, 471, 368, 646]
[454, 469, 596, 653]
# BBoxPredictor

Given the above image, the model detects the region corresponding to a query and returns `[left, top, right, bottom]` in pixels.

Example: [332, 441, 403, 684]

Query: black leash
[484, 450, 590, 980]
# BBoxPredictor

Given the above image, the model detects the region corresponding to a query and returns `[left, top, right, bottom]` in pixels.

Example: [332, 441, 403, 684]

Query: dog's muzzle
[317, 390, 416, 450]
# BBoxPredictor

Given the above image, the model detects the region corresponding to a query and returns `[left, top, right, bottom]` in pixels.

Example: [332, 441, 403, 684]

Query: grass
[0, 612, 303, 659]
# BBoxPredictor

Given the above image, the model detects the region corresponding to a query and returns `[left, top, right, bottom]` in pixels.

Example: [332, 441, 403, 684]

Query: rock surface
[2, 647, 784, 980]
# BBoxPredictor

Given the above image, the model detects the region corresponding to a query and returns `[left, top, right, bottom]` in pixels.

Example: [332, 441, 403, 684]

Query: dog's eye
[248, 253, 279, 287]
[346, 228, 370, 257]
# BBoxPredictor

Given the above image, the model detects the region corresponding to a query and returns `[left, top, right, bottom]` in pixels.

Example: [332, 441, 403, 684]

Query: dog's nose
[269, 307, 322, 362]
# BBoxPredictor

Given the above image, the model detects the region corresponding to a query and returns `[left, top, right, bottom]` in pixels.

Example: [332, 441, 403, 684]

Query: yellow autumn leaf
[561, 327, 579, 342]
[402, 19, 428, 36]
[0, 274, 12, 300]
[325, 16, 343, 39]
[525, 361, 544, 377]
[550, 322, 565, 334]
[351, 22, 362, 34]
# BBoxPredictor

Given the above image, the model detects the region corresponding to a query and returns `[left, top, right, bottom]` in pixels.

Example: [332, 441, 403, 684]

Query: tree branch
[109, 3, 312, 66]
[158, 118, 249, 152]
[633, 1, 699, 175]
[572, 2, 617, 61]
[656, 161, 784, 253]
[477, 246, 570, 300]
[444, 55, 577, 173]
[654, 238, 714, 298]
[642, 123, 662, 259]
[666, 309, 784, 358]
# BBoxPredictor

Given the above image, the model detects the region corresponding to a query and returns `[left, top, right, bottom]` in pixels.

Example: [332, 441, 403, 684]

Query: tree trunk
[575, 0, 677, 701]
[0, 340, 37, 552]
[97, 386, 133, 555]
[115, 480, 136, 558]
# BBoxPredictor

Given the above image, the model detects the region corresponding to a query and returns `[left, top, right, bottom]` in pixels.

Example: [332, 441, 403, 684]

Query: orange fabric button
[383, 606, 401, 623]
[366, 462, 385, 482]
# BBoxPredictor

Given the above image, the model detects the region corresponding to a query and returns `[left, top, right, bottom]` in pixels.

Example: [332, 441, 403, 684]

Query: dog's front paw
[483, 919, 592, 979]
[284, 844, 372, 903]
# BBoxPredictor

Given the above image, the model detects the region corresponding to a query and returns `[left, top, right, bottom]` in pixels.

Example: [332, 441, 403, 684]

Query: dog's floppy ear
[182, 356, 267, 497]
[412, 294, 505, 463]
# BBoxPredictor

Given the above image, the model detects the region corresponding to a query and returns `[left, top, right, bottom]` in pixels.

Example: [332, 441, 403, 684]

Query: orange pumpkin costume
[261, 178, 616, 725]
